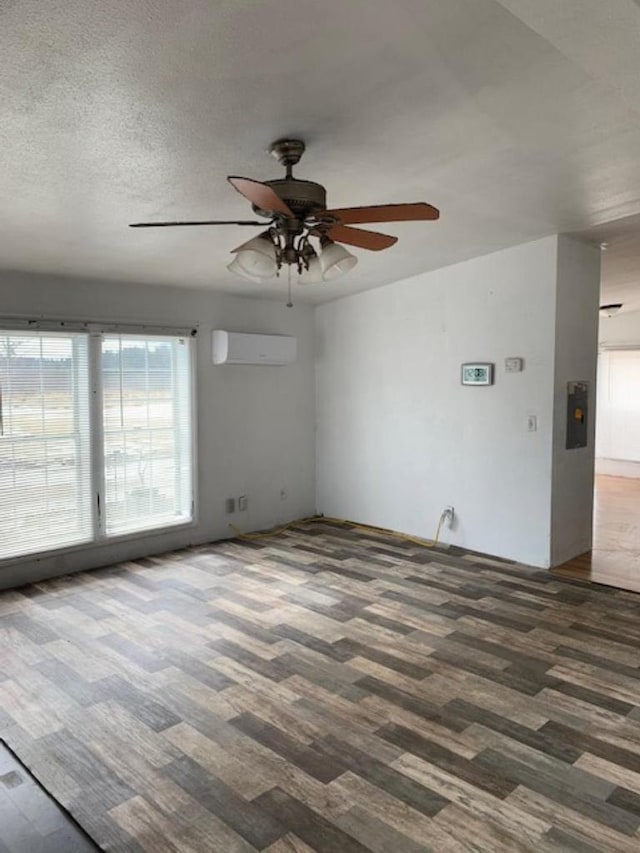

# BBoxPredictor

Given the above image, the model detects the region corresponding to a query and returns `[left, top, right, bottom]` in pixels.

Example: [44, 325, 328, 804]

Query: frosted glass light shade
[227, 256, 265, 282]
[232, 234, 277, 278]
[320, 241, 357, 280]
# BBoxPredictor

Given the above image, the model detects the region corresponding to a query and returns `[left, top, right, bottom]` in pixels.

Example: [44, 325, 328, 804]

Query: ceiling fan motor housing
[255, 178, 327, 219]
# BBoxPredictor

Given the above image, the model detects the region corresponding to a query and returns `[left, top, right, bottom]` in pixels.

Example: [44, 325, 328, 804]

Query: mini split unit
[212, 330, 297, 365]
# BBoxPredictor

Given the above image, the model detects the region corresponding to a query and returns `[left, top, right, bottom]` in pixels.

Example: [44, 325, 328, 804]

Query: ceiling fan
[130, 139, 440, 300]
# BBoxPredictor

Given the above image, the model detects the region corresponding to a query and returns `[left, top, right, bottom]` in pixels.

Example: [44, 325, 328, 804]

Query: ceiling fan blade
[327, 224, 397, 251]
[129, 220, 265, 227]
[228, 176, 294, 218]
[322, 202, 439, 225]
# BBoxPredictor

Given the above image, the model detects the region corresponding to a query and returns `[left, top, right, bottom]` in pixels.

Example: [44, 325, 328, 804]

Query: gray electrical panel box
[566, 381, 589, 449]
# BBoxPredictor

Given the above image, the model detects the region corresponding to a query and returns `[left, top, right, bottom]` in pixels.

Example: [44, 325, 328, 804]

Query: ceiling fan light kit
[297, 255, 324, 285]
[230, 232, 278, 279]
[319, 238, 358, 280]
[227, 256, 265, 282]
[130, 138, 440, 301]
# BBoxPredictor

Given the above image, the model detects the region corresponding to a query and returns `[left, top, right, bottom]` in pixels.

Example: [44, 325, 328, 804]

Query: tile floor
[0, 740, 98, 852]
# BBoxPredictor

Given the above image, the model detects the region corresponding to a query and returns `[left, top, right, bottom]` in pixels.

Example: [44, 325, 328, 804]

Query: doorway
[553, 347, 640, 593]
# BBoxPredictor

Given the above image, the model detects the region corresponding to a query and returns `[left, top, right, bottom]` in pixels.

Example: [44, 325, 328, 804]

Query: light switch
[527, 415, 537, 432]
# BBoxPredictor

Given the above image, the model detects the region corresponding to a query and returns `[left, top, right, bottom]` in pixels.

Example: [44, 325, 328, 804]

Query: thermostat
[461, 363, 494, 385]
[505, 357, 524, 373]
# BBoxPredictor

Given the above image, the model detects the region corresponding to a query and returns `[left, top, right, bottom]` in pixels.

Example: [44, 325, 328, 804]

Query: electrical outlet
[443, 506, 455, 525]
[225, 498, 235, 514]
[238, 495, 248, 512]
[280, 488, 287, 500]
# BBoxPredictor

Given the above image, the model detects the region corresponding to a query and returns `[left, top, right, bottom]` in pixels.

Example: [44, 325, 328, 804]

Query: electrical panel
[566, 381, 588, 449]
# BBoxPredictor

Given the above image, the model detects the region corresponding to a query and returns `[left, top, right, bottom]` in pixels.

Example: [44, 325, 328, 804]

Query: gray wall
[0, 270, 316, 589]
[550, 236, 601, 565]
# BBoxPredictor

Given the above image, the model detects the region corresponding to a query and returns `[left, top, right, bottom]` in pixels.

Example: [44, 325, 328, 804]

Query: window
[102, 335, 192, 535]
[0, 327, 194, 561]
[596, 349, 640, 461]
[0, 332, 92, 559]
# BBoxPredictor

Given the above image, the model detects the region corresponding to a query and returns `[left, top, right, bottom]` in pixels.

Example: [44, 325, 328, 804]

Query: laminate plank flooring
[553, 475, 640, 594]
[0, 521, 639, 851]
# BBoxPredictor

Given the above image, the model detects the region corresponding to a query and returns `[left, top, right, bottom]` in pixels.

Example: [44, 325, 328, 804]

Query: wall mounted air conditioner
[212, 330, 297, 365]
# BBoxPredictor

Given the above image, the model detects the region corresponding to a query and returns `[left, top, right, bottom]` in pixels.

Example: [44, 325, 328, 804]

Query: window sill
[0, 518, 197, 570]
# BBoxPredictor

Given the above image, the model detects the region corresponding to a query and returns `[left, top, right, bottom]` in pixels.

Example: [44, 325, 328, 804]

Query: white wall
[596, 458, 640, 478]
[599, 309, 640, 349]
[316, 237, 560, 567]
[550, 236, 600, 565]
[0, 270, 316, 589]
[315, 235, 600, 568]
[596, 309, 640, 478]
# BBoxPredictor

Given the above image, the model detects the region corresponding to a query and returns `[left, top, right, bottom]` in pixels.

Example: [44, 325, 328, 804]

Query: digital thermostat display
[461, 363, 494, 385]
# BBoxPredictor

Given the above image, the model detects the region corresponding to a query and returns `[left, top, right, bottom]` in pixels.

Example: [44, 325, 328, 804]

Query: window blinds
[0, 329, 193, 562]
[596, 349, 640, 462]
[102, 334, 193, 536]
[0, 332, 93, 559]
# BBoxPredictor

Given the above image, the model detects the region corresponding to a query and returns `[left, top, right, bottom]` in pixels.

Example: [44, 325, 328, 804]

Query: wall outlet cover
[225, 498, 236, 514]
[238, 495, 248, 511]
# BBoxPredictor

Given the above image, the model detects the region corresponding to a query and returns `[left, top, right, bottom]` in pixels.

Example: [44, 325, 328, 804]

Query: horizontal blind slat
[102, 334, 193, 536]
[0, 331, 93, 560]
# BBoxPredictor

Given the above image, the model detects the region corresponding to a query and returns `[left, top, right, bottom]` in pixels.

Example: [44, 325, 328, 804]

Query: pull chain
[286, 265, 293, 308]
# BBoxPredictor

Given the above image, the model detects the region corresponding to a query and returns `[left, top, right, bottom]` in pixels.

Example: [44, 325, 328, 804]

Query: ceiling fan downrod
[269, 138, 306, 180]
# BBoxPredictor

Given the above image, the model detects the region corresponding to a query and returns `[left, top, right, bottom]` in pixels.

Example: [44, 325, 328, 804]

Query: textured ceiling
[574, 213, 640, 314]
[2, 0, 640, 303]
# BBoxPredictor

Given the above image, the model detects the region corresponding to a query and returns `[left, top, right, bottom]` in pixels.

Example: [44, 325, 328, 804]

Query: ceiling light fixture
[131, 138, 441, 303]
[297, 255, 324, 285]
[319, 237, 358, 280]
[227, 256, 266, 283]
[228, 232, 277, 279]
[600, 303, 623, 318]
[227, 229, 358, 286]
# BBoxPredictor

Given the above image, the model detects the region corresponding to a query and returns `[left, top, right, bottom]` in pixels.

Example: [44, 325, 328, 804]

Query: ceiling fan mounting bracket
[269, 138, 306, 171]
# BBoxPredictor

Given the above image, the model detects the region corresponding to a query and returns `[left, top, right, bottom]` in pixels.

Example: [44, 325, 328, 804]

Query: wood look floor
[0, 522, 639, 852]
[553, 475, 640, 594]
